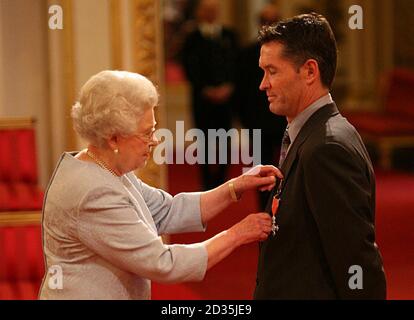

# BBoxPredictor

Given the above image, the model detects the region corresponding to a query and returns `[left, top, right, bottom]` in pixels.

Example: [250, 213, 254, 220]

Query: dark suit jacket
[254, 103, 387, 299]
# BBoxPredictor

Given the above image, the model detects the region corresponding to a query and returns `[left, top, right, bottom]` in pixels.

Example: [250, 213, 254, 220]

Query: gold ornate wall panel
[131, 0, 167, 189]
[60, 0, 77, 152]
[132, 0, 159, 80]
[111, 0, 124, 70]
[0, 211, 42, 227]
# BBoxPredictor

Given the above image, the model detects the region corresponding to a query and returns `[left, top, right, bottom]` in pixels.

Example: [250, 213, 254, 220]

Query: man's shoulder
[301, 112, 361, 153]
[326, 113, 362, 144]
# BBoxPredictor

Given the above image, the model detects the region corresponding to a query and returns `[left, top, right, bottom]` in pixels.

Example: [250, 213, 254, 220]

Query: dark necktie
[278, 127, 291, 167]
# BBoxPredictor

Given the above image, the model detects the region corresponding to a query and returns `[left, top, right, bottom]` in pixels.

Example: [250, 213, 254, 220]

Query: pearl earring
[114, 149, 119, 154]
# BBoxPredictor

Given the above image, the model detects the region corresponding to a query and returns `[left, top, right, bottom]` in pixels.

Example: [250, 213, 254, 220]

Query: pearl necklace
[86, 149, 119, 177]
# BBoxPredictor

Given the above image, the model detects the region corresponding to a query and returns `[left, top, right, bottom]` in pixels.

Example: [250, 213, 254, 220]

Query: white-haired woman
[39, 70, 281, 299]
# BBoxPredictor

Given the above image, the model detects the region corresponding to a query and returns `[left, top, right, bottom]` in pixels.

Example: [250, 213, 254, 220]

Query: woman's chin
[131, 155, 151, 171]
[137, 158, 149, 169]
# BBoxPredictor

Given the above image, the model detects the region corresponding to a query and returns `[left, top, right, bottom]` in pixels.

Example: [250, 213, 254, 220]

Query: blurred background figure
[181, 0, 239, 190]
[163, 0, 196, 65]
[236, 3, 287, 210]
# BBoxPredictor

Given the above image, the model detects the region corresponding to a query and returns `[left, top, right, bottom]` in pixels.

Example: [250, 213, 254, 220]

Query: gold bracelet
[228, 182, 239, 202]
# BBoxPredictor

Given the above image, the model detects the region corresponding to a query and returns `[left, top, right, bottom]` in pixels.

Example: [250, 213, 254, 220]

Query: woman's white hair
[71, 70, 158, 147]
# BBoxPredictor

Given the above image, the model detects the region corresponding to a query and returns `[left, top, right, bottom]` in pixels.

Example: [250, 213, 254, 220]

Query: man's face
[259, 42, 305, 121]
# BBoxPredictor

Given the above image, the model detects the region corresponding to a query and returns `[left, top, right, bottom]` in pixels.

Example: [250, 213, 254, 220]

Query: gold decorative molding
[131, 0, 159, 81]
[111, 0, 123, 70]
[0, 211, 42, 227]
[61, 0, 77, 151]
[0, 117, 36, 129]
[131, 0, 167, 190]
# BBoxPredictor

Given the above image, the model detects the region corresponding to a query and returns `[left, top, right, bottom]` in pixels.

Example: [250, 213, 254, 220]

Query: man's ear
[301, 59, 319, 85]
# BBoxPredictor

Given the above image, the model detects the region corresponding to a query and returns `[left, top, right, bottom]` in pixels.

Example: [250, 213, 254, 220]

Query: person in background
[38, 70, 281, 300]
[254, 13, 386, 299]
[182, 0, 239, 190]
[236, 3, 287, 210]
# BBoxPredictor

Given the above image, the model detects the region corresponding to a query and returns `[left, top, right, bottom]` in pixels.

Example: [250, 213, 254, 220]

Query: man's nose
[259, 76, 269, 91]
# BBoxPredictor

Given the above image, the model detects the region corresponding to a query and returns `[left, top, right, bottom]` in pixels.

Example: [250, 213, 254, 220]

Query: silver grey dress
[39, 153, 207, 299]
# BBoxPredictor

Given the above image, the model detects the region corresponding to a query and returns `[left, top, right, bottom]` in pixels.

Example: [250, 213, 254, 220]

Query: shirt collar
[287, 93, 333, 145]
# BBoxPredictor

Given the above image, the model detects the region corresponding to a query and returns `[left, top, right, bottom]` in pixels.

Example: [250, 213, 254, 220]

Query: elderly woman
[39, 70, 281, 299]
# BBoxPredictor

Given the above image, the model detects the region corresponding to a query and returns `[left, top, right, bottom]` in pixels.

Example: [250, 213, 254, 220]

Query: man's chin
[269, 104, 283, 116]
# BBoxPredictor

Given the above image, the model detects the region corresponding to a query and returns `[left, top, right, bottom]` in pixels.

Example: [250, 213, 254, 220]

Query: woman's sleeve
[129, 174, 206, 234]
[76, 184, 207, 284]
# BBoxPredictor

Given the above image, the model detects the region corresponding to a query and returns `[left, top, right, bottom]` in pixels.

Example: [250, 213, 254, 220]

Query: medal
[271, 179, 283, 236]
[271, 196, 279, 236]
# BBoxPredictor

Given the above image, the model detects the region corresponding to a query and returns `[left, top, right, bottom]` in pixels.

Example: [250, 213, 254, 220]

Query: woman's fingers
[244, 165, 283, 179]
[235, 213, 272, 243]
[251, 175, 276, 190]
[255, 213, 272, 227]
[258, 165, 283, 179]
[258, 182, 276, 192]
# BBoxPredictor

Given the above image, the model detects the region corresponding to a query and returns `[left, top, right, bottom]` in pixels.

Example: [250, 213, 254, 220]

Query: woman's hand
[228, 213, 272, 246]
[231, 165, 283, 200]
[203, 213, 272, 270]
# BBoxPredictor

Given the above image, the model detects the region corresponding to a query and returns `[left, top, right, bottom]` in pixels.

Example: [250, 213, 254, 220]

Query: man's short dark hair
[258, 12, 338, 89]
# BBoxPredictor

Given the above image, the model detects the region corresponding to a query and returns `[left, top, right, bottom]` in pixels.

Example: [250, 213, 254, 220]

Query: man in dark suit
[182, 0, 238, 190]
[254, 13, 386, 299]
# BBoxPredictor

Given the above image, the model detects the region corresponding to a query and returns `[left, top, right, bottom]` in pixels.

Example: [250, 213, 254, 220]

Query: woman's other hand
[228, 213, 272, 245]
[204, 213, 272, 270]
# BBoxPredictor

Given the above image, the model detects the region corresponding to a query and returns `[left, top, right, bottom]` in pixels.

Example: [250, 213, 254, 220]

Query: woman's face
[115, 107, 158, 173]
